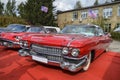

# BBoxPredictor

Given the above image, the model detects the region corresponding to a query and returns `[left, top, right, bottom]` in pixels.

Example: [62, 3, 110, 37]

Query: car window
[46, 28, 57, 33]
[10, 25, 26, 32]
[27, 27, 45, 32]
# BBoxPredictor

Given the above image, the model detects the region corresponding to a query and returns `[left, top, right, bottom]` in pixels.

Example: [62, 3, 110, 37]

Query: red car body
[0, 26, 46, 48]
[0, 32, 24, 48]
[18, 24, 112, 72]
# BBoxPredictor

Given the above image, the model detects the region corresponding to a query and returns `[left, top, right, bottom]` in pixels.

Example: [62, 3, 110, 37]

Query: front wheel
[82, 52, 91, 71]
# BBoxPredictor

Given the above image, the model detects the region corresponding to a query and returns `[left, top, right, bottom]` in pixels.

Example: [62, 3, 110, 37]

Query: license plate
[32, 55, 48, 63]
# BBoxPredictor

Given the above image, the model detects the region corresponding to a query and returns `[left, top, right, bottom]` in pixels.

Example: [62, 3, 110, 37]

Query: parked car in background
[18, 24, 112, 72]
[114, 27, 120, 32]
[0, 25, 60, 48]
[0, 26, 46, 48]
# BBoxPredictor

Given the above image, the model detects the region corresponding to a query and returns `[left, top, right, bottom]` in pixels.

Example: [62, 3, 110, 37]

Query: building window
[118, 6, 120, 16]
[72, 11, 78, 20]
[103, 8, 112, 18]
[81, 11, 87, 19]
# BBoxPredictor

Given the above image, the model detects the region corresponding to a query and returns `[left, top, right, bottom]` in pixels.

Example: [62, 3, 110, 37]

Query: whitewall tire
[82, 52, 91, 71]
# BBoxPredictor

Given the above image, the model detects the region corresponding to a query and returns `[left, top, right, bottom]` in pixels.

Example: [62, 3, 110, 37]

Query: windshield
[27, 27, 44, 32]
[61, 25, 96, 36]
[6, 24, 17, 30]
[10, 25, 26, 32]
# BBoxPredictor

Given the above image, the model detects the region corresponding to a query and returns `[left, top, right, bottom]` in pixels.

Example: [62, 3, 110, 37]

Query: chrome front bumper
[0, 38, 20, 48]
[18, 49, 87, 72]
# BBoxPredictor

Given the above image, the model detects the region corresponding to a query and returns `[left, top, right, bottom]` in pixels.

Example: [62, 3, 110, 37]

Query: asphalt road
[108, 40, 120, 53]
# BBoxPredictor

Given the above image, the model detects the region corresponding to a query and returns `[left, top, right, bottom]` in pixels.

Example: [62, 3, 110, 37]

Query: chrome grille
[30, 49, 63, 62]
[31, 44, 62, 56]
[47, 55, 63, 62]
[31, 44, 63, 62]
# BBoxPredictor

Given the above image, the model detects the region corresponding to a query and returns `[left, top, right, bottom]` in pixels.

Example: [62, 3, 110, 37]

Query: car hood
[29, 34, 92, 47]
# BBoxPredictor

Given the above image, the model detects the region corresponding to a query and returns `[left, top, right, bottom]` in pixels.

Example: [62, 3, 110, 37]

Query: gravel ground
[108, 40, 120, 53]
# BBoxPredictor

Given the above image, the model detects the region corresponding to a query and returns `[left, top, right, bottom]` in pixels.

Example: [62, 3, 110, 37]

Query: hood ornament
[67, 37, 76, 47]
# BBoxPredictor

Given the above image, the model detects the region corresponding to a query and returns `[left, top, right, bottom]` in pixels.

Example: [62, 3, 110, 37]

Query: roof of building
[57, 1, 120, 14]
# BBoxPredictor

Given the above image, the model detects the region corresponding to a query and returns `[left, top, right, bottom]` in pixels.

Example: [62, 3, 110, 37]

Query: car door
[94, 27, 107, 57]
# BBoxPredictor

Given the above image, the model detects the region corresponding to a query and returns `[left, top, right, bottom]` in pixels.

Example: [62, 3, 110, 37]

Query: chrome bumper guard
[18, 49, 87, 72]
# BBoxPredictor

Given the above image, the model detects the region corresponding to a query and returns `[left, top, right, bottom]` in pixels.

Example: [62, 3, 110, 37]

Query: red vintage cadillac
[18, 24, 112, 72]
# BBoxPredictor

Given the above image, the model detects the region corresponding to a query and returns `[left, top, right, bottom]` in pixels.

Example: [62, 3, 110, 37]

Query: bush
[111, 32, 120, 41]
[0, 16, 28, 27]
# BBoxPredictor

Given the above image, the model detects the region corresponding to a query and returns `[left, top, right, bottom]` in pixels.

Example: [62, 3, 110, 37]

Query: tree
[0, 1, 4, 15]
[21, 0, 55, 26]
[94, 0, 98, 6]
[0, 16, 27, 27]
[74, 1, 82, 9]
[5, 0, 16, 17]
[17, 2, 25, 18]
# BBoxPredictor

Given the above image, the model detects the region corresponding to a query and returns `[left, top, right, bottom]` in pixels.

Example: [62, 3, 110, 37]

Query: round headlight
[62, 47, 69, 55]
[71, 49, 80, 57]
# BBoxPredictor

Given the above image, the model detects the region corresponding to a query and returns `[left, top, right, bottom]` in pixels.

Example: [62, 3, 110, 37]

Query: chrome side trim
[0, 38, 19, 45]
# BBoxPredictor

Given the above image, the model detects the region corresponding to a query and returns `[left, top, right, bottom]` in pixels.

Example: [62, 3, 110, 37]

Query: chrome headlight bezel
[62, 47, 69, 55]
[71, 48, 80, 57]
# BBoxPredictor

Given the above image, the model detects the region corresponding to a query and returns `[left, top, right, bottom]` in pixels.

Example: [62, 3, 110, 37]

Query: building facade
[57, 1, 120, 32]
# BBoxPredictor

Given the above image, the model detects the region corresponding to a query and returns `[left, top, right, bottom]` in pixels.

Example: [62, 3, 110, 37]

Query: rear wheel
[82, 52, 91, 71]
